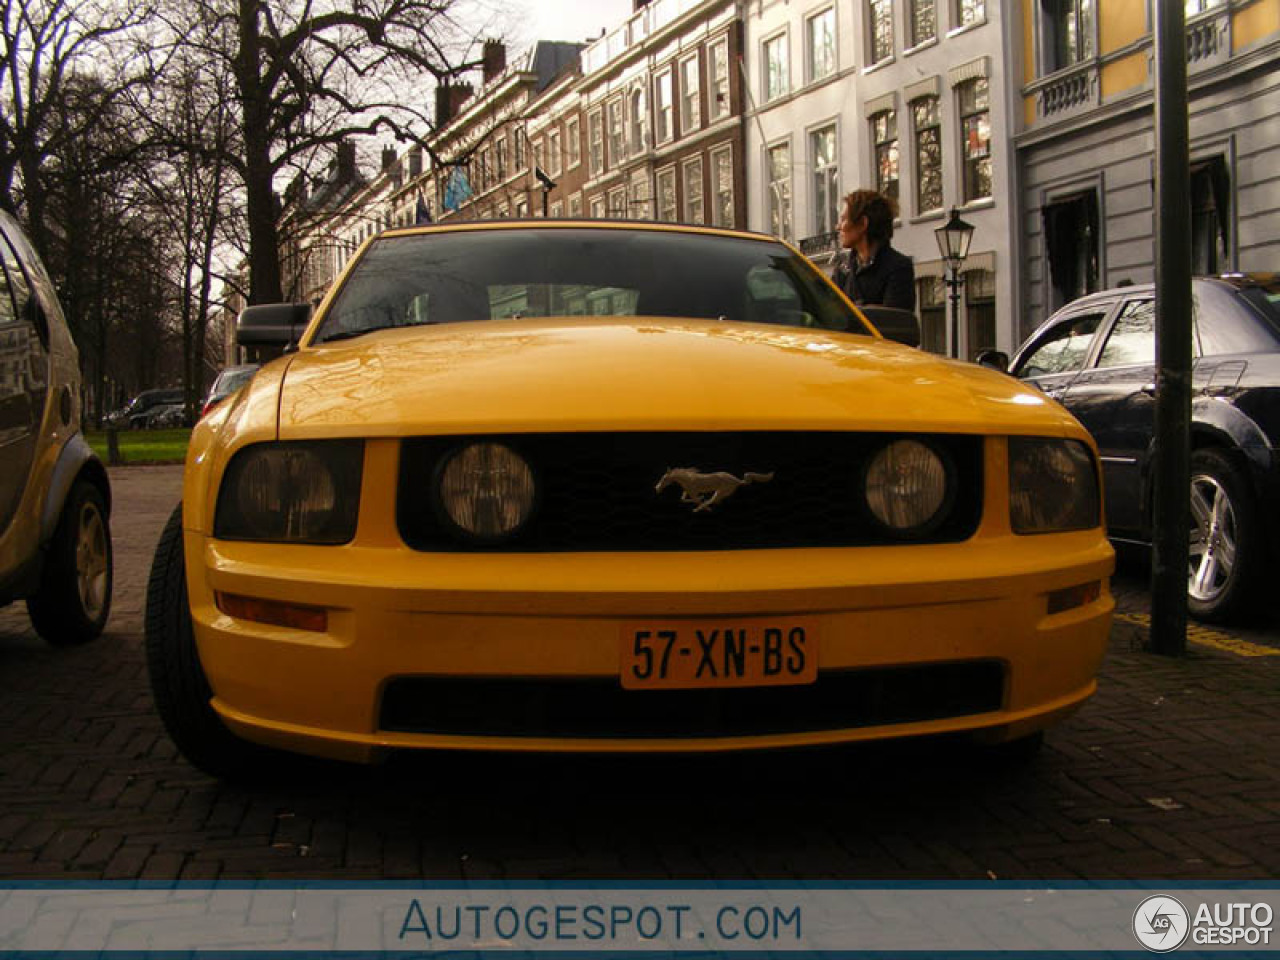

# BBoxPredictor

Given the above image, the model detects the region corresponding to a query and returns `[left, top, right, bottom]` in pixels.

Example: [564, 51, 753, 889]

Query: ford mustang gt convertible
[146, 221, 1114, 778]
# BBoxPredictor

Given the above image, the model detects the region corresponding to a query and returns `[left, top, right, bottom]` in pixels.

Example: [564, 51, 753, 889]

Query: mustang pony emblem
[655, 467, 775, 513]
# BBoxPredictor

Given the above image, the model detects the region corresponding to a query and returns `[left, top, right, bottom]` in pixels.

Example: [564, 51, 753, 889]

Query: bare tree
[159, 0, 486, 305]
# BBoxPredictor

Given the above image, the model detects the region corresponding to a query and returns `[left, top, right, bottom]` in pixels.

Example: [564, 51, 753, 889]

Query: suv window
[1017, 311, 1105, 377]
[1096, 299, 1154, 368]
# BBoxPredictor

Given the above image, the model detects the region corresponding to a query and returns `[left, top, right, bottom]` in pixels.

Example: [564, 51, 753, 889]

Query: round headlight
[864, 439, 949, 534]
[438, 442, 536, 539]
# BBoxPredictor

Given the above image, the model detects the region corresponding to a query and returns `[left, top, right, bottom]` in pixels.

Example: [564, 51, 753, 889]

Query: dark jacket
[834, 243, 916, 311]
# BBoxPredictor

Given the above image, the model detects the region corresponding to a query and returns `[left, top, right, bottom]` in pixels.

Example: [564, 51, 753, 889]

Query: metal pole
[949, 270, 961, 359]
[1151, 0, 1192, 656]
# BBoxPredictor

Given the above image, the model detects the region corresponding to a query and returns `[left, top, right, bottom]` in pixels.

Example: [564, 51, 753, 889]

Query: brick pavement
[0, 465, 1276, 882]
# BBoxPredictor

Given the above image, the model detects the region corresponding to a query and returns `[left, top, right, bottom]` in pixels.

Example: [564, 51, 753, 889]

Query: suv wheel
[27, 480, 112, 644]
[145, 505, 276, 780]
[1187, 449, 1261, 623]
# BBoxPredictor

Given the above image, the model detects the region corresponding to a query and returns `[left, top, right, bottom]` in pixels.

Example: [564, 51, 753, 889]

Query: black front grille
[397, 432, 983, 551]
[379, 662, 1005, 739]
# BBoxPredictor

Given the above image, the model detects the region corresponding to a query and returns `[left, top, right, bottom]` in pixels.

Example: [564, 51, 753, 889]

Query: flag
[443, 167, 472, 212]
[414, 191, 432, 225]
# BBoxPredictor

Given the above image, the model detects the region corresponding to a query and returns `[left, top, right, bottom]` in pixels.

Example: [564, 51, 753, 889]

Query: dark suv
[1009, 275, 1280, 623]
[0, 210, 113, 643]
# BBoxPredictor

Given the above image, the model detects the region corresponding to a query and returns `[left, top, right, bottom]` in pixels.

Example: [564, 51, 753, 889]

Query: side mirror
[859, 306, 920, 348]
[975, 349, 1010, 373]
[237, 303, 312, 349]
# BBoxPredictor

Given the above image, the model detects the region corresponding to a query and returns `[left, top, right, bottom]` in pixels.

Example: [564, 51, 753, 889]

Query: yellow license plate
[620, 619, 819, 690]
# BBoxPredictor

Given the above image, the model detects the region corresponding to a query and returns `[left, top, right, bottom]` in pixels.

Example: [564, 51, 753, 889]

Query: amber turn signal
[215, 592, 328, 632]
[1046, 581, 1102, 615]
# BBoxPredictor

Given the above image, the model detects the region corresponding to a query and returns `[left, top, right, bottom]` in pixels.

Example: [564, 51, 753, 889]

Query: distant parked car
[201, 364, 260, 418]
[145, 403, 190, 430]
[0, 208, 113, 644]
[106, 388, 184, 430]
[1004, 274, 1280, 623]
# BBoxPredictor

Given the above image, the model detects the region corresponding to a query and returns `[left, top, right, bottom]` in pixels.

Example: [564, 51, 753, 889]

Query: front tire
[145, 504, 274, 779]
[27, 480, 112, 644]
[1187, 449, 1261, 624]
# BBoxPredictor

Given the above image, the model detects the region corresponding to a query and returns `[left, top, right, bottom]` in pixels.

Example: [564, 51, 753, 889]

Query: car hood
[276, 318, 1082, 439]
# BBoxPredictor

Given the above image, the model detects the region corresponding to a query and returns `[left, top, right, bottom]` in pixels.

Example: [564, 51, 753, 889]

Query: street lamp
[934, 207, 976, 358]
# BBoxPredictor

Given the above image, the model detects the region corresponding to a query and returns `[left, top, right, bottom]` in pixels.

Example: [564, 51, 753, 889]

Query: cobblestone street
[1, 466, 1277, 881]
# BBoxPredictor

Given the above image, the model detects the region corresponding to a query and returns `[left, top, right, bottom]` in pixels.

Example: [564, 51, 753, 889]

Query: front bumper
[186, 526, 1114, 763]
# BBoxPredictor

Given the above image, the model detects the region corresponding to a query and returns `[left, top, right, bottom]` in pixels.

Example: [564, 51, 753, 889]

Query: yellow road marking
[1115, 612, 1280, 657]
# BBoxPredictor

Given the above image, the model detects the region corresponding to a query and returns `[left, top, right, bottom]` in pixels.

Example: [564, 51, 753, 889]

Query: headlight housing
[863, 438, 952, 537]
[215, 441, 363, 543]
[435, 442, 537, 541]
[1009, 437, 1100, 534]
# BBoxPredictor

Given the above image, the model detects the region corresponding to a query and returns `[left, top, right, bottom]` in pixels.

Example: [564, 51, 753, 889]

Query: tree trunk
[236, 0, 283, 305]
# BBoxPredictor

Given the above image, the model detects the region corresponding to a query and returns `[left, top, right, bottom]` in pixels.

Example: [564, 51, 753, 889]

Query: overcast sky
[508, 0, 636, 48]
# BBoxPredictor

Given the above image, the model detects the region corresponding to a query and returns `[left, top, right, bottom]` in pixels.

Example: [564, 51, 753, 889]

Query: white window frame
[568, 191, 583, 217]
[547, 127, 563, 178]
[565, 116, 581, 170]
[628, 168, 651, 220]
[629, 84, 648, 155]
[708, 35, 730, 121]
[806, 8, 837, 84]
[588, 109, 604, 176]
[656, 164, 678, 222]
[809, 123, 840, 235]
[683, 155, 705, 224]
[710, 143, 735, 228]
[765, 139, 792, 242]
[680, 53, 701, 135]
[655, 68, 674, 145]
[608, 185, 627, 219]
[589, 194, 606, 218]
[607, 97, 626, 168]
[763, 31, 789, 103]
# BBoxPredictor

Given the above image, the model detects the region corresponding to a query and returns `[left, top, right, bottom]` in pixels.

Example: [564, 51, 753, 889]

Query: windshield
[312, 227, 870, 344]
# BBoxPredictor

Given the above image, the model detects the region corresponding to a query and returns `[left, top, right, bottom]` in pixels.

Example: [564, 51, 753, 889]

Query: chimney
[381, 146, 397, 172]
[434, 81, 474, 129]
[335, 141, 356, 180]
[482, 39, 507, 84]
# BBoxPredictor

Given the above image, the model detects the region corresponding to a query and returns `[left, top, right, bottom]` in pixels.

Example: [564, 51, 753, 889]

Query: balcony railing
[1033, 60, 1099, 120]
[1187, 5, 1230, 69]
[582, 0, 709, 75]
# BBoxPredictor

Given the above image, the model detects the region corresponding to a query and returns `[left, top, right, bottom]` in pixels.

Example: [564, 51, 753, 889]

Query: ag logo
[1133, 895, 1190, 952]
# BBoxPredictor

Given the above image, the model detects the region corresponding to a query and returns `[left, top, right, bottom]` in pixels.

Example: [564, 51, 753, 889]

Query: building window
[547, 127, 562, 177]
[807, 9, 836, 83]
[1040, 0, 1095, 74]
[1190, 157, 1230, 274]
[566, 117, 581, 170]
[516, 198, 529, 218]
[1043, 190, 1099, 310]
[608, 186, 627, 219]
[767, 142, 792, 242]
[608, 98, 626, 167]
[550, 200, 564, 218]
[871, 109, 899, 204]
[764, 33, 789, 102]
[958, 77, 991, 202]
[568, 192, 583, 217]
[588, 110, 604, 176]
[810, 125, 839, 235]
[590, 195, 606, 218]
[868, 0, 893, 63]
[964, 268, 996, 360]
[495, 136, 508, 180]
[709, 37, 730, 120]
[655, 70, 674, 144]
[908, 0, 936, 48]
[514, 128, 527, 169]
[684, 156, 705, 224]
[711, 147, 734, 227]
[912, 96, 943, 214]
[918, 277, 946, 354]
[680, 54, 701, 135]
[629, 87, 648, 155]
[629, 170, 651, 220]
[1185, 0, 1226, 12]
[955, 0, 985, 27]
[657, 167, 677, 222]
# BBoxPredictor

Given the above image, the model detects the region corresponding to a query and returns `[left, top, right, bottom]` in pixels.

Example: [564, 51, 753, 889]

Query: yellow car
[146, 221, 1114, 778]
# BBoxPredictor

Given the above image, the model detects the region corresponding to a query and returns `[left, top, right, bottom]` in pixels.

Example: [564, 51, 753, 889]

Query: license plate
[619, 619, 819, 690]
